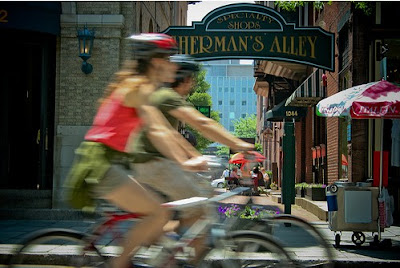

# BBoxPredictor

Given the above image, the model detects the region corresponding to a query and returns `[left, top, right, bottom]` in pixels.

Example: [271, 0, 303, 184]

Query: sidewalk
[0, 191, 399, 267]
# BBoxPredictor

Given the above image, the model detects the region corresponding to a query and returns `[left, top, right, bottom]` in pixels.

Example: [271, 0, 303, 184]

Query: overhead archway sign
[162, 3, 334, 71]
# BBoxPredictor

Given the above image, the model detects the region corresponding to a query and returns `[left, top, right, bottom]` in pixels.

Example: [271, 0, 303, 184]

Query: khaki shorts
[90, 164, 133, 199]
[132, 158, 213, 217]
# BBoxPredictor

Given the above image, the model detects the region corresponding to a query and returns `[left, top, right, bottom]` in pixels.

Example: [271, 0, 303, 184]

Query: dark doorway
[0, 29, 55, 189]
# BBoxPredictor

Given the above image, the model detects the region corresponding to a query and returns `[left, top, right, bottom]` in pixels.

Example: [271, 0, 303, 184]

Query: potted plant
[305, 183, 327, 201]
[295, 182, 307, 197]
[270, 182, 278, 190]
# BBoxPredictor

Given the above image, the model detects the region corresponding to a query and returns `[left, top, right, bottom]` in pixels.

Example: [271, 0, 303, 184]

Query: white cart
[328, 184, 380, 247]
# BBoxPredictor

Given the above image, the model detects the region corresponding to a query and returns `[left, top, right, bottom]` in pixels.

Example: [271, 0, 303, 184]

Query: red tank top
[85, 93, 143, 152]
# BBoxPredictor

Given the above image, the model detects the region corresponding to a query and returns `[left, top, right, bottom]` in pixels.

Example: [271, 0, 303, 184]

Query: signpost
[162, 3, 336, 215]
[163, 3, 334, 71]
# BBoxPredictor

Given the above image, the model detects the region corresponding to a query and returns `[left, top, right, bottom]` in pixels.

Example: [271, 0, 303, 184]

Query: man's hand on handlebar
[233, 142, 254, 152]
[181, 156, 208, 172]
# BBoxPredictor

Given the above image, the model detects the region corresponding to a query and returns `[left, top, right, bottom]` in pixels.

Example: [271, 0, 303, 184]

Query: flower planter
[296, 188, 305, 197]
[217, 204, 279, 234]
[305, 187, 326, 201]
[225, 217, 273, 234]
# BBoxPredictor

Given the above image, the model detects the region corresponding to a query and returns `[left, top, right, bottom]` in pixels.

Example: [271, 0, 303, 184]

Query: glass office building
[202, 60, 257, 132]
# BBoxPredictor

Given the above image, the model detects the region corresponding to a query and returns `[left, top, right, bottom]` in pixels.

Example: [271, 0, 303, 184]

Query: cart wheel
[335, 233, 341, 247]
[330, 184, 338, 193]
[351, 232, 365, 246]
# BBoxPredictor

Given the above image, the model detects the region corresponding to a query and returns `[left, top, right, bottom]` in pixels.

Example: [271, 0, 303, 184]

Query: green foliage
[232, 114, 262, 152]
[187, 92, 211, 106]
[302, 183, 327, 188]
[354, 1, 373, 16]
[218, 204, 278, 220]
[233, 114, 257, 138]
[186, 67, 216, 152]
[255, 142, 263, 152]
[276, 1, 373, 16]
[192, 68, 210, 94]
[275, 1, 330, 11]
[295, 182, 308, 189]
[216, 145, 229, 156]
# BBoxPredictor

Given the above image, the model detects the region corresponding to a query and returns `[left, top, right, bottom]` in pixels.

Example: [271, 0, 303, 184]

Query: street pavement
[0, 190, 399, 267]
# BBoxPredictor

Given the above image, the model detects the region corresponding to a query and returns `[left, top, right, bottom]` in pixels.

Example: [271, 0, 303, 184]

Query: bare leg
[103, 176, 170, 268]
[179, 211, 209, 264]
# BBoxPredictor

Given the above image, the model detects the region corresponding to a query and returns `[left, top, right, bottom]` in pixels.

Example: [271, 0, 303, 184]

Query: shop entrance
[0, 30, 55, 189]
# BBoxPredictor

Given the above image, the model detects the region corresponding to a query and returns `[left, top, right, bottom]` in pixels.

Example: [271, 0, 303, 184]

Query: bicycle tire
[198, 230, 296, 268]
[269, 214, 334, 268]
[8, 228, 106, 268]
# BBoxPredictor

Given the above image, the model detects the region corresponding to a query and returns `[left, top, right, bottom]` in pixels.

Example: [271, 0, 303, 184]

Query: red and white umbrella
[350, 80, 400, 118]
[317, 80, 400, 118]
[229, 151, 266, 164]
[317, 80, 400, 238]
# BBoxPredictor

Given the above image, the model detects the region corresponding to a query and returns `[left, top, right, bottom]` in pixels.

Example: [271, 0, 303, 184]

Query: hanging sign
[162, 3, 335, 71]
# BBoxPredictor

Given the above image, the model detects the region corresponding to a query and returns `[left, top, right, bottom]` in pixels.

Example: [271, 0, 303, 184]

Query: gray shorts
[132, 158, 213, 217]
[90, 164, 133, 199]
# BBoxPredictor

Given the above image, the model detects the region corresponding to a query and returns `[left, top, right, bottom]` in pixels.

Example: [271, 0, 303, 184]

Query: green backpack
[64, 142, 111, 210]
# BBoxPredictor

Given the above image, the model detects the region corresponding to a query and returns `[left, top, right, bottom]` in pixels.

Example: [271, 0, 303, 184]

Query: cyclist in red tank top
[65, 34, 207, 268]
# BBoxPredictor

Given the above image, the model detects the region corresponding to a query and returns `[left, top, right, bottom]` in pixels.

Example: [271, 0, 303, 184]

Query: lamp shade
[77, 26, 95, 61]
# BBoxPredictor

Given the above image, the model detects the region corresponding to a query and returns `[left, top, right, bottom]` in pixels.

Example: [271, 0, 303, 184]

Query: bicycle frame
[83, 187, 251, 266]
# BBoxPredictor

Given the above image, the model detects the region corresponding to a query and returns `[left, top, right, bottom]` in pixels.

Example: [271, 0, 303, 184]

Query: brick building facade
[0, 1, 189, 212]
[255, 1, 400, 223]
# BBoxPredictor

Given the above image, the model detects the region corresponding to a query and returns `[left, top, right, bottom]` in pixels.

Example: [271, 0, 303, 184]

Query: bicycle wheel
[8, 228, 106, 268]
[269, 214, 334, 268]
[198, 230, 296, 268]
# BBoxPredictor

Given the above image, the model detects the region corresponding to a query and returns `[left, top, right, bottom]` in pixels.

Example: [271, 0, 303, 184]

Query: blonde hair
[98, 60, 141, 105]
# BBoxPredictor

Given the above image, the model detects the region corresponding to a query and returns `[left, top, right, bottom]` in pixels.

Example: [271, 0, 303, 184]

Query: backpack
[64, 142, 111, 210]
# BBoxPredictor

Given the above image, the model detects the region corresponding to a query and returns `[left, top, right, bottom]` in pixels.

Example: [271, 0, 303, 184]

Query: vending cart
[327, 182, 380, 247]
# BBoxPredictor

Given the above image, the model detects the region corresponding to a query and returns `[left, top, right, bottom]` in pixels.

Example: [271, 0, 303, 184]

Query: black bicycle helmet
[127, 33, 178, 60]
[169, 54, 200, 80]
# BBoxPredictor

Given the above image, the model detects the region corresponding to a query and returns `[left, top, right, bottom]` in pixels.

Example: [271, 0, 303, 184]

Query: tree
[233, 114, 257, 138]
[186, 68, 219, 152]
[216, 114, 262, 155]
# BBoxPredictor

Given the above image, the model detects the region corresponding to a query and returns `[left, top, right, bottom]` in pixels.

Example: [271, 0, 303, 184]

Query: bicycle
[8, 187, 297, 268]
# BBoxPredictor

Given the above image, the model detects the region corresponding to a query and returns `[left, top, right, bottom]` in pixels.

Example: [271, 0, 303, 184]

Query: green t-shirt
[132, 87, 191, 162]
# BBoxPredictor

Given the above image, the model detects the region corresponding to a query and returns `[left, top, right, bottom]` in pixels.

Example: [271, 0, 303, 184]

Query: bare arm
[139, 105, 206, 171]
[169, 106, 254, 151]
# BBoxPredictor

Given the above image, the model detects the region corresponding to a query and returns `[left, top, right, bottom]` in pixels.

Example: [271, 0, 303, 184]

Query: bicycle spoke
[8, 230, 106, 268]
[198, 231, 296, 268]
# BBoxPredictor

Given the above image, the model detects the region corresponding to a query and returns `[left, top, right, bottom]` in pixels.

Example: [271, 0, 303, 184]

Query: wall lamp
[77, 25, 95, 74]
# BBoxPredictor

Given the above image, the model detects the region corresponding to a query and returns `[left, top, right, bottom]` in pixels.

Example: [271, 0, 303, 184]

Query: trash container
[326, 184, 338, 211]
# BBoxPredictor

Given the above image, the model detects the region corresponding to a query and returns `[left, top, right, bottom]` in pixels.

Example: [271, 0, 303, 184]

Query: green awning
[285, 69, 325, 107]
[265, 99, 307, 122]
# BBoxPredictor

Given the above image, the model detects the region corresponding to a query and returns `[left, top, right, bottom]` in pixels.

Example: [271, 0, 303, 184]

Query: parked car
[211, 177, 225, 188]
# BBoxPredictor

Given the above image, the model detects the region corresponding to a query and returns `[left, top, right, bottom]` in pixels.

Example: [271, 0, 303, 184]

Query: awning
[285, 69, 325, 107]
[265, 99, 307, 122]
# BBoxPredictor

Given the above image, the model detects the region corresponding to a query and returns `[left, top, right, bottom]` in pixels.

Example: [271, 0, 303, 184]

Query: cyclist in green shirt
[131, 54, 254, 263]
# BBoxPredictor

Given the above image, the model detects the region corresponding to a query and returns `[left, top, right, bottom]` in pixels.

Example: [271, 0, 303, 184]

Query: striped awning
[285, 69, 325, 107]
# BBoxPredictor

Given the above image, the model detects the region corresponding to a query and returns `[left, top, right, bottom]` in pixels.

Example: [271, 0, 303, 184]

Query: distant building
[202, 60, 257, 132]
